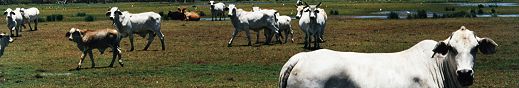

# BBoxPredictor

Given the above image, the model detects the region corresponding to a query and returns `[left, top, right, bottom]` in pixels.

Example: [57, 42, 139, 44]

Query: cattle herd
[1, 0, 499, 87]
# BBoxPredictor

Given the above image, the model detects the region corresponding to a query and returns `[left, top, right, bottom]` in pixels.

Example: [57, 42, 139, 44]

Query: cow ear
[478, 38, 498, 54]
[316, 2, 322, 7]
[3, 12, 6, 15]
[115, 11, 122, 15]
[433, 41, 450, 55]
[105, 11, 111, 16]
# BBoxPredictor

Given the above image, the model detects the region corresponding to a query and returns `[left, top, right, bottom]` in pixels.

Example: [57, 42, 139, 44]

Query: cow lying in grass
[66, 28, 123, 70]
[279, 26, 498, 88]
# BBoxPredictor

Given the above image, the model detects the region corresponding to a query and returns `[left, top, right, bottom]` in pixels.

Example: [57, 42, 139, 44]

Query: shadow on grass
[68, 66, 117, 71]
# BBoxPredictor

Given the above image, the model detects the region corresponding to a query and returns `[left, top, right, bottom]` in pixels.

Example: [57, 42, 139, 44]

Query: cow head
[300, 2, 321, 20]
[106, 7, 123, 20]
[432, 26, 498, 86]
[209, 1, 215, 9]
[227, 4, 236, 17]
[4, 8, 15, 19]
[295, 5, 307, 19]
[296, 0, 303, 6]
[65, 28, 84, 42]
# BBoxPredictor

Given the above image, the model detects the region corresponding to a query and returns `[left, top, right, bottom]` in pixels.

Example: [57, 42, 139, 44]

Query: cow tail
[279, 53, 303, 88]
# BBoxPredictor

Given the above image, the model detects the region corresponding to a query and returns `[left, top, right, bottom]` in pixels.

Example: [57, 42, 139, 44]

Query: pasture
[0, 2, 518, 87]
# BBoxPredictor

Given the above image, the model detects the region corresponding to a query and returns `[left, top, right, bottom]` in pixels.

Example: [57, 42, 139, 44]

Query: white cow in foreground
[209, 1, 227, 21]
[20, 7, 40, 31]
[106, 7, 165, 51]
[279, 26, 498, 88]
[227, 4, 279, 47]
[0, 33, 13, 58]
[298, 2, 327, 49]
[4, 8, 24, 37]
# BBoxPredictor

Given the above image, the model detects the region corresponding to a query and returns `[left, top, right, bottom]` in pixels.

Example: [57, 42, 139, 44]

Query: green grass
[0, 2, 518, 87]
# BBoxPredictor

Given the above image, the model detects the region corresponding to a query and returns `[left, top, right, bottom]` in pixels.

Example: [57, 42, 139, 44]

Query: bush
[387, 11, 399, 19]
[491, 8, 496, 14]
[55, 14, 64, 21]
[478, 4, 485, 8]
[46, 15, 55, 21]
[75, 12, 87, 17]
[445, 7, 455, 11]
[329, 9, 339, 15]
[46, 14, 64, 22]
[38, 17, 45, 22]
[198, 11, 206, 16]
[416, 10, 427, 19]
[432, 13, 440, 18]
[477, 9, 485, 14]
[84, 15, 95, 22]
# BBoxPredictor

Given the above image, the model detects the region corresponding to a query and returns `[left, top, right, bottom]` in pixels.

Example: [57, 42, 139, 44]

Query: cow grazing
[209, 1, 227, 21]
[279, 26, 498, 88]
[4, 8, 24, 37]
[106, 7, 166, 51]
[226, 4, 280, 47]
[65, 28, 123, 70]
[0, 33, 13, 58]
[20, 7, 39, 31]
[298, 2, 327, 49]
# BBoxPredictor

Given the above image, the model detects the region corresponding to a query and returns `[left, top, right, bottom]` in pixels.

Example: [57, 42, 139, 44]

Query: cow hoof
[227, 44, 232, 47]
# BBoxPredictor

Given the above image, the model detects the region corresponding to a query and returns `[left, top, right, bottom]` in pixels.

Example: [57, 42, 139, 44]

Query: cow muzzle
[457, 69, 474, 86]
[109, 17, 114, 20]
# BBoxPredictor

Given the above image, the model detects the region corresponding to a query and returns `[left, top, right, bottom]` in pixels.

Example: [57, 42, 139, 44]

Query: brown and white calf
[65, 28, 123, 70]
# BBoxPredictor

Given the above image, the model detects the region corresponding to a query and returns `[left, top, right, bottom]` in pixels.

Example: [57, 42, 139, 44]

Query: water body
[449, 3, 518, 7]
[348, 14, 519, 19]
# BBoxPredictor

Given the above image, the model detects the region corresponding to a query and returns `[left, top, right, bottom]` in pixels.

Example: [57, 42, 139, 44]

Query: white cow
[298, 2, 326, 49]
[277, 16, 294, 43]
[20, 7, 40, 31]
[279, 26, 498, 88]
[296, 4, 327, 42]
[209, 1, 227, 21]
[4, 8, 24, 37]
[0, 33, 13, 58]
[106, 7, 165, 51]
[227, 4, 280, 47]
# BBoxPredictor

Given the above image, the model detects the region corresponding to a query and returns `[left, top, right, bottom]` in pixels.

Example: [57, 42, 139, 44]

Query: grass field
[0, 2, 518, 87]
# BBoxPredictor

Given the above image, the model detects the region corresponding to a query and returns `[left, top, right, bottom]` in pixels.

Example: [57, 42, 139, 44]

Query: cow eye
[304, 10, 310, 12]
[314, 10, 319, 13]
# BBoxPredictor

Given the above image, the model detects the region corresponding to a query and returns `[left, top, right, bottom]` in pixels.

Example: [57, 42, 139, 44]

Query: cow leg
[255, 31, 260, 44]
[88, 49, 95, 68]
[27, 21, 33, 31]
[157, 31, 166, 50]
[129, 34, 135, 51]
[143, 32, 156, 51]
[314, 34, 320, 49]
[284, 30, 289, 44]
[289, 27, 294, 43]
[263, 29, 271, 45]
[304, 32, 309, 48]
[245, 30, 252, 46]
[227, 30, 239, 47]
[116, 47, 124, 67]
[76, 51, 88, 70]
[109, 47, 117, 67]
[34, 18, 38, 30]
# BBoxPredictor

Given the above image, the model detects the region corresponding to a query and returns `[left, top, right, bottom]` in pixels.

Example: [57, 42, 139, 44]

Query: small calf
[66, 28, 123, 70]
